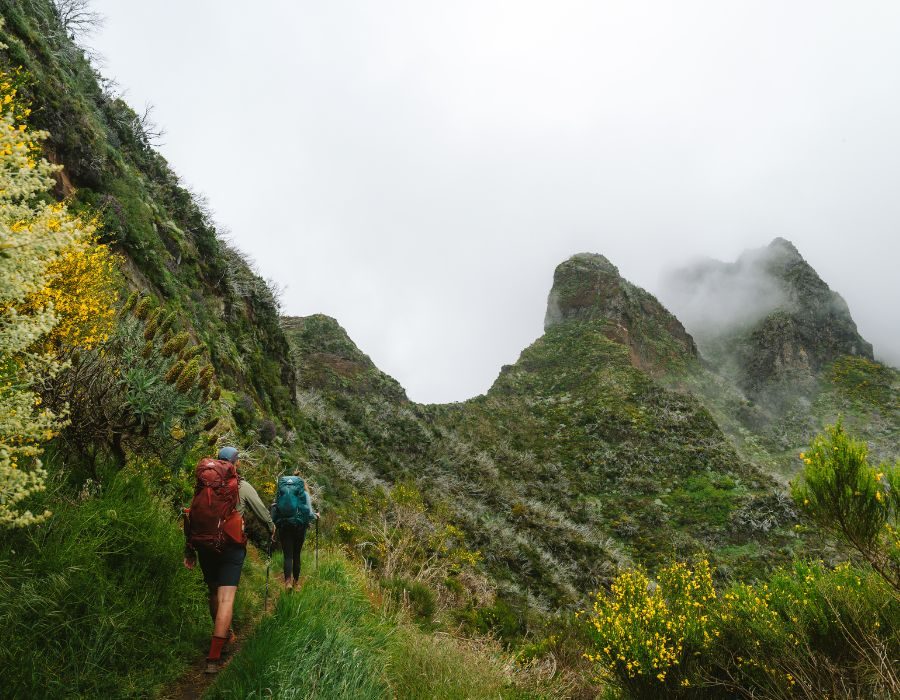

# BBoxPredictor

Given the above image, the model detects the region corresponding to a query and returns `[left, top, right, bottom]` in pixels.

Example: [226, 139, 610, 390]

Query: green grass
[0, 472, 210, 698]
[207, 550, 535, 700]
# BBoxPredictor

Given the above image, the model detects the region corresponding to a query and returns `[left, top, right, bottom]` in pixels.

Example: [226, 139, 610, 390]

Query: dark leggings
[279, 523, 308, 580]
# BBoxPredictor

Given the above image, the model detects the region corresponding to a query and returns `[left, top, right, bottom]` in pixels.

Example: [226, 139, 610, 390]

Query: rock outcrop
[662, 238, 872, 393]
[545, 253, 697, 374]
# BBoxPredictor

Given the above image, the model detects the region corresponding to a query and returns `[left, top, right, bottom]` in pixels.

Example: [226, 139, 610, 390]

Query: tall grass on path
[0, 473, 208, 699]
[207, 550, 531, 700]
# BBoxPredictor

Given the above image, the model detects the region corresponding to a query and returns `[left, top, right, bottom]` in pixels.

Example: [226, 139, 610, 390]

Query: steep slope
[0, 1, 295, 419]
[285, 259, 799, 609]
[661, 238, 898, 476]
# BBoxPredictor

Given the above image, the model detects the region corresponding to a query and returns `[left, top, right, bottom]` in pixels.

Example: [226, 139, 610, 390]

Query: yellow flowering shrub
[792, 423, 899, 593]
[584, 559, 716, 693]
[26, 231, 118, 350]
[583, 554, 899, 699]
[0, 68, 118, 527]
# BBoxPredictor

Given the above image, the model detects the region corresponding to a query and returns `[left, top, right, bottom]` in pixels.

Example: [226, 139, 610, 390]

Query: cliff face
[662, 238, 872, 394]
[545, 253, 697, 375]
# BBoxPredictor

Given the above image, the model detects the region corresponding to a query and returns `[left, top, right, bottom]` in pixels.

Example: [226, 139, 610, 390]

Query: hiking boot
[204, 660, 220, 675]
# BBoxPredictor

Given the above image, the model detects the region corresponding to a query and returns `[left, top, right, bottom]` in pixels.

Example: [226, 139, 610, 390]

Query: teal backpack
[273, 476, 314, 527]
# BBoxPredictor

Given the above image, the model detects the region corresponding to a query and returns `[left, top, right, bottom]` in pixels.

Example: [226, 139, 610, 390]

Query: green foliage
[792, 423, 900, 593]
[0, 472, 208, 698]
[44, 303, 215, 477]
[208, 551, 526, 700]
[382, 577, 437, 624]
[583, 558, 900, 699]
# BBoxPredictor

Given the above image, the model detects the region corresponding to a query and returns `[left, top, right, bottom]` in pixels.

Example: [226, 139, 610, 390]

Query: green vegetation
[208, 550, 531, 700]
[793, 422, 899, 593]
[2, 2, 898, 698]
[0, 472, 208, 698]
[584, 557, 899, 699]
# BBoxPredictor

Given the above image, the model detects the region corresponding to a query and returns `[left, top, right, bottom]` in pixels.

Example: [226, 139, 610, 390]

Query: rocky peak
[544, 253, 697, 374]
[282, 315, 408, 401]
[661, 238, 873, 393]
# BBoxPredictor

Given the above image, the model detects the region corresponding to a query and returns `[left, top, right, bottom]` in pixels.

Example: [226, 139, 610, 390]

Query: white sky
[90, 1, 900, 403]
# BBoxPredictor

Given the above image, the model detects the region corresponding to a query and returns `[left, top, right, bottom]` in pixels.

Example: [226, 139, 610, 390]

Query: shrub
[44, 304, 215, 477]
[257, 418, 277, 445]
[582, 558, 900, 699]
[792, 423, 899, 593]
[0, 472, 208, 697]
[383, 577, 437, 624]
[0, 66, 117, 527]
[583, 559, 716, 696]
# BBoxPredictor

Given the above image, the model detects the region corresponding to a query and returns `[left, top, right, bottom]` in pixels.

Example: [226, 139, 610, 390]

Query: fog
[658, 243, 792, 344]
[90, 1, 900, 402]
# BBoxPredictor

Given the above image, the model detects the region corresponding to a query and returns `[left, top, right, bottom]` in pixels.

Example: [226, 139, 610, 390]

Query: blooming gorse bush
[0, 65, 118, 527]
[584, 559, 716, 694]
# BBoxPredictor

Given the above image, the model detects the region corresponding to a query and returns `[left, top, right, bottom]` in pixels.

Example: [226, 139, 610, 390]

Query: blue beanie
[217, 446, 239, 463]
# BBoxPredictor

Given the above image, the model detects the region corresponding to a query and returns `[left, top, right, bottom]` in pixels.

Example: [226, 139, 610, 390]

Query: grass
[207, 549, 537, 700]
[0, 472, 210, 698]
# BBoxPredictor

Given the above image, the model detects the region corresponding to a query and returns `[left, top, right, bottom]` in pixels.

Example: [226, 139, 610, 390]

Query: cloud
[92, 0, 900, 398]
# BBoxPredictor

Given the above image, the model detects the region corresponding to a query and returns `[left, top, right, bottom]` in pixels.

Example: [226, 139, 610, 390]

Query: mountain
[284, 257, 801, 607]
[662, 238, 872, 392]
[661, 238, 898, 475]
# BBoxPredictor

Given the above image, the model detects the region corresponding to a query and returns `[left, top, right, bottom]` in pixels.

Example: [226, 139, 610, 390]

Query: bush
[792, 422, 899, 593]
[383, 577, 437, 624]
[257, 418, 277, 445]
[582, 558, 900, 699]
[584, 559, 716, 696]
[0, 472, 208, 697]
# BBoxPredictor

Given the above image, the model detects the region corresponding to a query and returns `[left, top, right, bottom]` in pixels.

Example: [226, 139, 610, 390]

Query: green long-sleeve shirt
[238, 479, 275, 533]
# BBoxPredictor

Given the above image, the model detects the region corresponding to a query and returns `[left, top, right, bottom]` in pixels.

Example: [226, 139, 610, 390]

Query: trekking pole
[264, 536, 273, 612]
[315, 517, 319, 573]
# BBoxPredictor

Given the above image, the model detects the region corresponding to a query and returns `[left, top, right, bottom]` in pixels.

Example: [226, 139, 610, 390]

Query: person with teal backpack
[271, 470, 319, 591]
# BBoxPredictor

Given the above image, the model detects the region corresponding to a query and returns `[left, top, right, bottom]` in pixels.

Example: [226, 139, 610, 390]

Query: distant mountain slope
[662, 238, 872, 393]
[284, 258, 800, 607]
[661, 238, 898, 476]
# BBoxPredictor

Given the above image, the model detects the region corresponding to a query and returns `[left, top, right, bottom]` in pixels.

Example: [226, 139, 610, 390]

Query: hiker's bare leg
[208, 585, 219, 622]
[213, 585, 237, 638]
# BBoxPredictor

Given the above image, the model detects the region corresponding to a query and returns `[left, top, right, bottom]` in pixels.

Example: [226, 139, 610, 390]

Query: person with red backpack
[183, 446, 275, 674]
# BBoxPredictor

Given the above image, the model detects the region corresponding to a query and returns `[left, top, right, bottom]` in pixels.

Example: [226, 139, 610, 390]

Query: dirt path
[160, 549, 285, 700]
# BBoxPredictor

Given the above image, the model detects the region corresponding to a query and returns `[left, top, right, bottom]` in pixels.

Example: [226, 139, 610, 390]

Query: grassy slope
[207, 549, 534, 700]
[283, 316, 800, 612]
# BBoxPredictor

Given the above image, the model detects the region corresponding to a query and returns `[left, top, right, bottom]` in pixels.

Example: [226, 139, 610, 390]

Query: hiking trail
[160, 548, 290, 700]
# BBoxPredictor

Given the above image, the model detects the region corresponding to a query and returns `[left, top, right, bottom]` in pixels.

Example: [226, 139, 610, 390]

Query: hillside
[1, 3, 897, 698]
[0, 0, 296, 425]
[283, 255, 801, 609]
[661, 238, 899, 478]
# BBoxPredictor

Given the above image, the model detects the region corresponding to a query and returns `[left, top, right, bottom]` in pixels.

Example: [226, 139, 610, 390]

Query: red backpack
[185, 458, 246, 552]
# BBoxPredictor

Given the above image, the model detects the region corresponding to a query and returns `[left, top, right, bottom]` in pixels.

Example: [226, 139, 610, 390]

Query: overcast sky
[90, 1, 900, 403]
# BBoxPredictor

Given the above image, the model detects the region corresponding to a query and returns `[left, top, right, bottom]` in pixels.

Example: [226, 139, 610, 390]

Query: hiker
[271, 470, 319, 591]
[183, 446, 276, 674]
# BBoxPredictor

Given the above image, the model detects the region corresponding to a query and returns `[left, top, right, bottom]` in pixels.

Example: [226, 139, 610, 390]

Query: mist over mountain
[660, 238, 873, 388]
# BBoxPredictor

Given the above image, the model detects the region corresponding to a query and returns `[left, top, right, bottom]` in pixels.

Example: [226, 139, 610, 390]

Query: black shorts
[197, 545, 246, 588]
